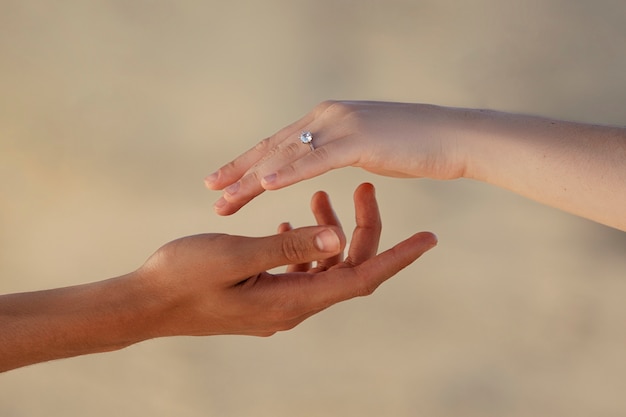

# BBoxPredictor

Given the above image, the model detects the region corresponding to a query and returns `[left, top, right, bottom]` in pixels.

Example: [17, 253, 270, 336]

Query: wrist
[110, 269, 168, 343]
[443, 107, 512, 182]
[415, 104, 480, 181]
[60, 273, 158, 353]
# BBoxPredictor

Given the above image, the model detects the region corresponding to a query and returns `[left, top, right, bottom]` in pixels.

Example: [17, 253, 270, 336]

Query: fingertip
[310, 190, 330, 209]
[402, 231, 438, 255]
[213, 196, 227, 211]
[356, 182, 375, 194]
[417, 231, 438, 248]
[353, 182, 377, 206]
[277, 222, 293, 234]
[213, 198, 241, 216]
[204, 171, 220, 189]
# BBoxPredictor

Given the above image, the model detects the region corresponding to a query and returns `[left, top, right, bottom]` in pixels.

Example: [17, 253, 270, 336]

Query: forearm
[0, 273, 155, 372]
[455, 109, 626, 231]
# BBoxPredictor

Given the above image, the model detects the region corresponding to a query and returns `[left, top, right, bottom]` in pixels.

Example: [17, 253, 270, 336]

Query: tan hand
[138, 183, 437, 338]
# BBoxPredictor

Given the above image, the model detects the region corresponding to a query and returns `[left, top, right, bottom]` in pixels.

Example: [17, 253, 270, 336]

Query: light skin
[206, 100, 626, 232]
[0, 183, 437, 373]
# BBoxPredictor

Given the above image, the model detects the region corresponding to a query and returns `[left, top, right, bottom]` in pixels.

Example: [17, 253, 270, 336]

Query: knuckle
[281, 141, 303, 159]
[223, 158, 239, 173]
[322, 100, 355, 119]
[255, 141, 301, 169]
[310, 145, 331, 164]
[255, 137, 272, 153]
[358, 219, 383, 238]
[249, 168, 265, 184]
[280, 162, 299, 179]
[317, 101, 366, 135]
[280, 235, 309, 264]
[315, 99, 339, 115]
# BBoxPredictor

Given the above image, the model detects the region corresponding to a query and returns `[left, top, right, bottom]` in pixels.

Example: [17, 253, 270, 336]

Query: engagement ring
[300, 131, 314, 151]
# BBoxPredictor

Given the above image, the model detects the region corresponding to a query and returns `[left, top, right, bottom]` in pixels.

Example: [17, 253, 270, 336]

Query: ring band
[299, 131, 314, 151]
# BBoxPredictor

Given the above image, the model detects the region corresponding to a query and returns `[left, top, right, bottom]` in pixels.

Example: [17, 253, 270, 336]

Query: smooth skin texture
[206, 101, 626, 231]
[0, 183, 437, 373]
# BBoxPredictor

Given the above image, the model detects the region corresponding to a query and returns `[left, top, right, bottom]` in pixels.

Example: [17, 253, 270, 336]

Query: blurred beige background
[1, 1, 625, 416]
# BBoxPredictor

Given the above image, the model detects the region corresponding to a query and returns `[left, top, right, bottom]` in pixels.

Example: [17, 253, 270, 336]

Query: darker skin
[0, 183, 437, 372]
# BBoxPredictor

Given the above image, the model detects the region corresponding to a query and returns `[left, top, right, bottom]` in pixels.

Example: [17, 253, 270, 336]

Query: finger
[309, 190, 344, 270]
[277, 222, 292, 234]
[310, 191, 341, 227]
[204, 139, 273, 191]
[213, 189, 258, 216]
[214, 131, 322, 216]
[230, 225, 347, 278]
[211, 145, 283, 216]
[277, 222, 311, 273]
[344, 183, 381, 265]
[257, 101, 358, 192]
[205, 112, 315, 191]
[261, 139, 360, 191]
[294, 231, 438, 310]
[214, 140, 309, 215]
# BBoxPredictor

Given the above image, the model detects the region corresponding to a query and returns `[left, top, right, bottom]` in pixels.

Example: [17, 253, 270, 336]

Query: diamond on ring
[300, 131, 314, 151]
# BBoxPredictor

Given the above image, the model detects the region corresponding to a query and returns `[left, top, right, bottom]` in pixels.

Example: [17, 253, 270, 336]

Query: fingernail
[315, 229, 340, 252]
[262, 173, 277, 185]
[224, 181, 240, 195]
[214, 197, 227, 210]
[205, 171, 218, 183]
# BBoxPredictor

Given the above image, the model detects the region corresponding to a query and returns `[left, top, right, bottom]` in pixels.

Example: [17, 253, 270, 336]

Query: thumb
[240, 226, 346, 274]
